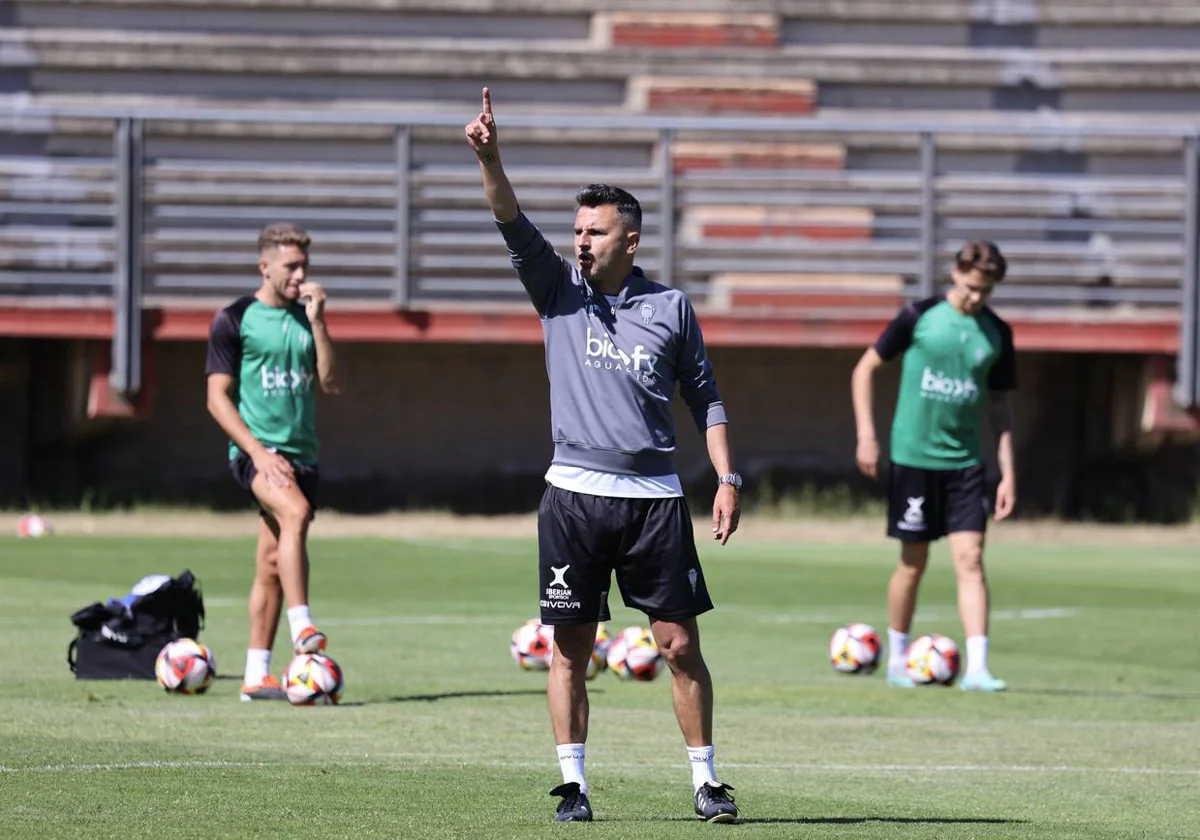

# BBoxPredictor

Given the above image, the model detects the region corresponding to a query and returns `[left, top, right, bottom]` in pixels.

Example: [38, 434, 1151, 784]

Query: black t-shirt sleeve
[873, 304, 921, 361]
[205, 307, 242, 376]
[987, 318, 1017, 392]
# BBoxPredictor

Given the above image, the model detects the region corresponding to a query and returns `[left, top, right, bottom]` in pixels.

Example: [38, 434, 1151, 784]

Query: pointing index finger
[482, 86, 492, 118]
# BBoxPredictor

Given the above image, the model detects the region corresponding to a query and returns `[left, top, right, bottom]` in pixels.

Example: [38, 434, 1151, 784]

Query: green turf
[1, 533, 1198, 839]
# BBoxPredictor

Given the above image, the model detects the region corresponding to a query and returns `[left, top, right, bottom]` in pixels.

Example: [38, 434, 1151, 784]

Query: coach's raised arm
[465, 86, 518, 223]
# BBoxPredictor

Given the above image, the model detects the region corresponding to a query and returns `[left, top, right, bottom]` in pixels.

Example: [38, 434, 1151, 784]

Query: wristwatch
[718, 473, 743, 490]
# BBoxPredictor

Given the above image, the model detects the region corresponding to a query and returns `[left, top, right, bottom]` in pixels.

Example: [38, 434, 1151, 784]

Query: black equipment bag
[67, 570, 206, 680]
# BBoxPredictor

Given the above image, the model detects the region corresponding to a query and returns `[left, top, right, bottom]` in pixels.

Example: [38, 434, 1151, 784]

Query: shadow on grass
[733, 817, 1025, 826]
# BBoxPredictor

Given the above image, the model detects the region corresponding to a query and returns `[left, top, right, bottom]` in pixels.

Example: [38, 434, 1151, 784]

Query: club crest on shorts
[639, 302, 655, 325]
[899, 496, 926, 532]
[687, 568, 698, 595]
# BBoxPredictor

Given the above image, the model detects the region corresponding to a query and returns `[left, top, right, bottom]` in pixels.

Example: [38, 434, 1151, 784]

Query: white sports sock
[244, 648, 271, 687]
[557, 743, 588, 795]
[887, 629, 910, 673]
[966, 635, 989, 676]
[286, 605, 313, 643]
[687, 745, 717, 792]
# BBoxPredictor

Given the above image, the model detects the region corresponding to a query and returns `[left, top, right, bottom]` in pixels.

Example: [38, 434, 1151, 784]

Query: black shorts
[537, 483, 714, 626]
[887, 462, 988, 542]
[230, 449, 320, 518]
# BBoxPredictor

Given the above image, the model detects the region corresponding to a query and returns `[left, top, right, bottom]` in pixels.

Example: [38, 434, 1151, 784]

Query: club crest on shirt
[639, 302, 655, 325]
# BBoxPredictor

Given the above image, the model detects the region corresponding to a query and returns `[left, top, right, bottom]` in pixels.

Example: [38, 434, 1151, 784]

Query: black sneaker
[549, 782, 593, 822]
[694, 781, 738, 823]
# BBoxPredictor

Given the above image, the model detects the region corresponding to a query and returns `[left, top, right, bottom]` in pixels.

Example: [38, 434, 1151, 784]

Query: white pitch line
[0, 761, 267, 774]
[460, 760, 1200, 777]
[2, 758, 1194, 777]
[748, 607, 1081, 625]
[320, 614, 516, 627]
[321, 607, 1084, 628]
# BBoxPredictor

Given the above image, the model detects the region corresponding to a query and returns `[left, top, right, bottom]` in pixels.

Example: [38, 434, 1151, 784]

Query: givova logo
[920, 367, 978, 403]
[260, 365, 314, 396]
[584, 327, 657, 382]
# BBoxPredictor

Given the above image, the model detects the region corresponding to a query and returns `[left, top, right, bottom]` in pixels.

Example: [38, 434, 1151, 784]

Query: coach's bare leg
[947, 531, 988, 638]
[548, 623, 596, 744]
[248, 516, 284, 650]
[651, 618, 712, 747]
[251, 478, 312, 610]
[889, 541, 929, 634]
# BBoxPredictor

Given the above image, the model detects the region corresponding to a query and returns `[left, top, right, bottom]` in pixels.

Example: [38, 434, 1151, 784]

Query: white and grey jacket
[498, 212, 728, 477]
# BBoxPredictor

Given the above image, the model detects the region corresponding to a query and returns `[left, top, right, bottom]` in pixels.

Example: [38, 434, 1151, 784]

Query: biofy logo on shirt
[920, 367, 978, 403]
[260, 365, 313, 395]
[583, 327, 657, 382]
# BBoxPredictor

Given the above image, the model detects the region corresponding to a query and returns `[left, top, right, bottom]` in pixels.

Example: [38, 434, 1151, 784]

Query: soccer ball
[905, 634, 961, 686]
[283, 653, 344, 705]
[155, 638, 215, 694]
[511, 619, 554, 671]
[586, 623, 613, 680]
[606, 626, 663, 682]
[17, 514, 52, 539]
[829, 623, 882, 674]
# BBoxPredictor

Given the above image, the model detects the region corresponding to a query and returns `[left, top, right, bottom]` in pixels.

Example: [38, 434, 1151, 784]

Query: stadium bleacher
[2, 0, 1198, 315]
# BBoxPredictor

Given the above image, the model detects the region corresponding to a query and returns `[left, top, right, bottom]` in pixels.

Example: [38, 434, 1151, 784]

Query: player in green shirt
[205, 223, 340, 701]
[851, 241, 1016, 692]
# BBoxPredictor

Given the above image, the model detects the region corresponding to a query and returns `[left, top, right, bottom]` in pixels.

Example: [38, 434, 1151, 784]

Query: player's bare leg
[651, 617, 737, 823]
[886, 541, 928, 686]
[948, 531, 1005, 690]
[547, 622, 595, 821]
[251, 476, 325, 654]
[651, 617, 712, 746]
[248, 517, 283, 651]
[240, 517, 287, 701]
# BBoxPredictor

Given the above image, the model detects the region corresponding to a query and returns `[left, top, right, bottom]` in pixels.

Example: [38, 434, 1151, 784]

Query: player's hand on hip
[712, 485, 741, 545]
[856, 438, 880, 479]
[253, 449, 295, 489]
[298, 282, 327, 323]
[994, 476, 1016, 521]
[465, 87, 499, 163]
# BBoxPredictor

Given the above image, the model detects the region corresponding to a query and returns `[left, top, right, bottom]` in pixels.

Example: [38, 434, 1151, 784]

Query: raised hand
[465, 86, 499, 164]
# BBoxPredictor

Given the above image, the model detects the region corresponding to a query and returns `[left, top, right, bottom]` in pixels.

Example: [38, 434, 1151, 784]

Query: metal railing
[2, 102, 1199, 403]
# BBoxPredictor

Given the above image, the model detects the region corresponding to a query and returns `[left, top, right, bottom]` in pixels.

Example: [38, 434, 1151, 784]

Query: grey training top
[498, 212, 728, 477]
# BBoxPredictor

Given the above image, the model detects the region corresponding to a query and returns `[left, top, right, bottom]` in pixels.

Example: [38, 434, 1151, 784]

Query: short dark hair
[956, 240, 1007, 283]
[575, 183, 642, 232]
[258, 222, 310, 254]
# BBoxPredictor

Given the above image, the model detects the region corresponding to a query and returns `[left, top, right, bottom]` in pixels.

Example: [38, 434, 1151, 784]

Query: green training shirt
[205, 296, 320, 464]
[874, 296, 1015, 470]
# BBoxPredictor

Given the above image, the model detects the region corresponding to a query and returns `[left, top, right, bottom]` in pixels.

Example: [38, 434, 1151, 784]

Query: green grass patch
[0, 534, 1197, 839]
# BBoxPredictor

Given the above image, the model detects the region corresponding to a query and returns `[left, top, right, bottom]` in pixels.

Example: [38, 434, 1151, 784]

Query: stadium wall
[4, 337, 1196, 522]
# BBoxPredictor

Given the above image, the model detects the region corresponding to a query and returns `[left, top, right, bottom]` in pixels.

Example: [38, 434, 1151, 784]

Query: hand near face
[298, 282, 327, 323]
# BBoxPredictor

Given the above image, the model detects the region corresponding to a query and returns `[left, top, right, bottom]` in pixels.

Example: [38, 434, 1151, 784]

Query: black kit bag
[67, 570, 206, 680]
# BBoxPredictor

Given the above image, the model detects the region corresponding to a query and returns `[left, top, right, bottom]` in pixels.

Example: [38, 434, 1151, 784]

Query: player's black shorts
[537, 483, 714, 626]
[887, 462, 988, 542]
[230, 449, 320, 518]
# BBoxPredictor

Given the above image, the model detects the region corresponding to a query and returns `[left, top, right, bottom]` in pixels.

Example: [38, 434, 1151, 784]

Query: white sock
[687, 745, 717, 791]
[966, 635, 989, 676]
[286, 605, 313, 643]
[244, 648, 271, 687]
[556, 743, 588, 795]
[887, 628, 910, 673]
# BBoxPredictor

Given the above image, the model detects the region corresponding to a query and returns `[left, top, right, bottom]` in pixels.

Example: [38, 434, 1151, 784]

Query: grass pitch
[1, 529, 1198, 839]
